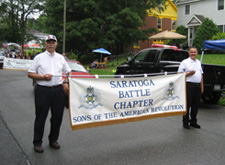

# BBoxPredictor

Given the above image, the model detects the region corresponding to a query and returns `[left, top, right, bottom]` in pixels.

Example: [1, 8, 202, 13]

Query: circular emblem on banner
[78, 86, 102, 109]
[162, 81, 179, 101]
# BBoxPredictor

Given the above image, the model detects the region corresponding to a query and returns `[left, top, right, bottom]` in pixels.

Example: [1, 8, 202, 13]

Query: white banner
[69, 73, 186, 130]
[3, 57, 33, 71]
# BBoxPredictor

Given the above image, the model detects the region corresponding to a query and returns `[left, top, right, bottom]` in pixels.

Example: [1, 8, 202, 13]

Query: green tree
[176, 25, 188, 47]
[193, 18, 220, 52]
[0, 2, 8, 43]
[43, 0, 166, 56]
[0, 0, 44, 48]
[33, 14, 48, 33]
[0, 0, 20, 43]
[26, 14, 49, 46]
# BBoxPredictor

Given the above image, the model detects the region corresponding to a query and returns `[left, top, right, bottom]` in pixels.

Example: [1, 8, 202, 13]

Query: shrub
[193, 18, 220, 52]
[212, 32, 225, 40]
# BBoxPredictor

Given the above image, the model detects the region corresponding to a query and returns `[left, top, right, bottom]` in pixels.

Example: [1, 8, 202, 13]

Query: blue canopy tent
[200, 39, 225, 63]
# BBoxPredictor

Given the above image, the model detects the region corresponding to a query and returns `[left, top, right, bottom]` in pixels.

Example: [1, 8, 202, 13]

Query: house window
[134, 41, 140, 48]
[157, 18, 162, 30]
[218, 25, 223, 32]
[218, 0, 224, 10]
[218, 25, 225, 32]
[153, 39, 164, 44]
[185, 5, 190, 15]
[171, 20, 176, 31]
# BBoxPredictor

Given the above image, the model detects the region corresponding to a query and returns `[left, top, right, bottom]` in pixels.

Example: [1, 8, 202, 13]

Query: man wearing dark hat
[28, 35, 71, 153]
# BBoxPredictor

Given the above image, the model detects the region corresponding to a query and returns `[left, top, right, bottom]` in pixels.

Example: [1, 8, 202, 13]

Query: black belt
[37, 84, 62, 88]
[187, 82, 201, 86]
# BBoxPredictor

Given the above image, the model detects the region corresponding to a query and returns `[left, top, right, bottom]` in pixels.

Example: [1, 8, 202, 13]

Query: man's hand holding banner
[69, 73, 186, 130]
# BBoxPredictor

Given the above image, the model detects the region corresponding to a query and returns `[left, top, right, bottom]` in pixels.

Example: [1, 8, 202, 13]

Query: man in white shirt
[28, 35, 71, 153]
[178, 46, 204, 129]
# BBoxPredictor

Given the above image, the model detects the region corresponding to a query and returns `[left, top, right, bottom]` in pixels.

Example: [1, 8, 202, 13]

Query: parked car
[65, 60, 95, 79]
[64, 60, 95, 108]
[115, 45, 225, 104]
[0, 50, 5, 69]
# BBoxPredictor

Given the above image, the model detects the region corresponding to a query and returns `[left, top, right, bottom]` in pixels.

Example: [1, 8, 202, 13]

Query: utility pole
[62, 0, 66, 54]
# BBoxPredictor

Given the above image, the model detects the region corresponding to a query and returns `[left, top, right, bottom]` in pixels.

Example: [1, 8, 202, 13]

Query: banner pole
[53, 72, 178, 78]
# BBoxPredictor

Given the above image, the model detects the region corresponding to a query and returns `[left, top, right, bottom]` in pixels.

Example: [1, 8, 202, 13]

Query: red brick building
[129, 0, 177, 53]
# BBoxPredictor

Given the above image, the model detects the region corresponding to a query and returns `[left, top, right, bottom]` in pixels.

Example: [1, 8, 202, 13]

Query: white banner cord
[52, 72, 178, 78]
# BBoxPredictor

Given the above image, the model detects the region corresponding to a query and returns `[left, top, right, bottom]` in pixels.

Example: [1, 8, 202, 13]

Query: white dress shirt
[178, 57, 203, 83]
[28, 51, 71, 86]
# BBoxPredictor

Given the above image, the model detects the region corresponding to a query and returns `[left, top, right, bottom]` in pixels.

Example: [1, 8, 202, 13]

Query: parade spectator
[28, 52, 34, 60]
[9, 52, 13, 58]
[101, 57, 108, 68]
[21, 51, 27, 59]
[92, 59, 99, 68]
[15, 52, 21, 59]
[6, 51, 9, 58]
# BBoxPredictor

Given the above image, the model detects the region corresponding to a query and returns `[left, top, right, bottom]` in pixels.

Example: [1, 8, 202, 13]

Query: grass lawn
[88, 68, 116, 75]
[197, 54, 225, 66]
[218, 96, 225, 106]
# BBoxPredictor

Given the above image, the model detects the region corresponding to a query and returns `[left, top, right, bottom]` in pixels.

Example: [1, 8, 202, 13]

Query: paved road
[0, 69, 225, 165]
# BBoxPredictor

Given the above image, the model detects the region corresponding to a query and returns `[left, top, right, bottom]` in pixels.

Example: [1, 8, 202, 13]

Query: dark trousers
[33, 85, 65, 146]
[183, 82, 201, 125]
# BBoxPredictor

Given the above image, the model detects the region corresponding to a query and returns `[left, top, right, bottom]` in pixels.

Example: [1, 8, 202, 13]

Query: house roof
[148, 0, 177, 18]
[28, 29, 49, 40]
[176, 0, 203, 5]
[194, 15, 205, 22]
[186, 14, 205, 26]
[169, 0, 177, 11]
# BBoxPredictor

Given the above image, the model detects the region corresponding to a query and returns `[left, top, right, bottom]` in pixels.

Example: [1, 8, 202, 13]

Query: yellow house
[133, 0, 177, 51]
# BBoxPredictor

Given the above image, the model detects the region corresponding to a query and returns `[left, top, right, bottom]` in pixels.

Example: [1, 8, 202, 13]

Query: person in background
[27, 35, 71, 153]
[178, 46, 204, 129]
[21, 51, 27, 59]
[92, 59, 99, 68]
[101, 57, 108, 68]
[28, 52, 34, 60]
[9, 52, 13, 58]
[15, 52, 21, 59]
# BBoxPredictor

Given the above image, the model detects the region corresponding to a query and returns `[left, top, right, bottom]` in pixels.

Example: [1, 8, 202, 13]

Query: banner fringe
[70, 111, 186, 131]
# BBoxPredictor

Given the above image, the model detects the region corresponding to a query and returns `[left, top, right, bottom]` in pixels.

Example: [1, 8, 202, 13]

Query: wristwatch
[63, 81, 69, 84]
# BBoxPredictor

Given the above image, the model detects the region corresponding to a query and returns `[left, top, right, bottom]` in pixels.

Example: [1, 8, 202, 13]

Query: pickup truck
[115, 47, 225, 104]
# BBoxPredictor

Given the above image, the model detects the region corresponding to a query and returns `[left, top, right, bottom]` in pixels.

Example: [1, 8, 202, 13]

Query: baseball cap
[45, 35, 57, 42]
